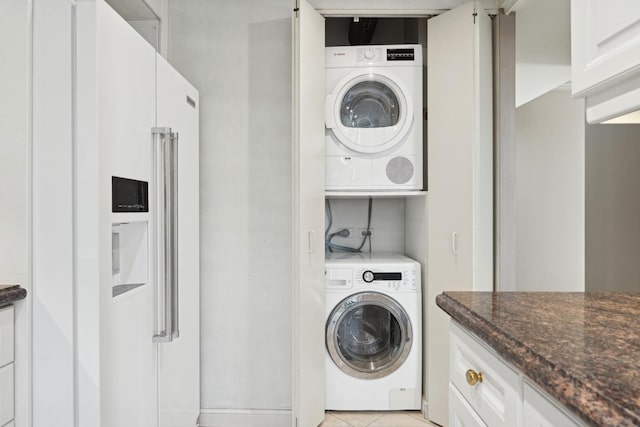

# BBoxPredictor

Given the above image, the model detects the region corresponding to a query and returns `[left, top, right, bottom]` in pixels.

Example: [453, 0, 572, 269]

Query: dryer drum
[326, 292, 413, 379]
[340, 80, 400, 128]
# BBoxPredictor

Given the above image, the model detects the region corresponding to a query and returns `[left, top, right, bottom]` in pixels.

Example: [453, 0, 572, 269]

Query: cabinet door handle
[452, 232, 459, 255]
[308, 230, 315, 253]
[466, 369, 483, 386]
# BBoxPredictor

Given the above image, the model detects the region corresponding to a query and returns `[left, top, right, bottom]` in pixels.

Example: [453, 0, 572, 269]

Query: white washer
[325, 253, 422, 410]
[325, 45, 423, 191]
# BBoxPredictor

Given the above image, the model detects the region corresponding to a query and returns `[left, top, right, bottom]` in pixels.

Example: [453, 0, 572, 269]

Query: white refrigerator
[75, 1, 200, 426]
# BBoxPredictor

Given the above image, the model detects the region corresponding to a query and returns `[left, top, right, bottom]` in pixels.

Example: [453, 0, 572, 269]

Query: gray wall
[167, 0, 293, 411]
[515, 90, 585, 291]
[586, 123, 640, 292]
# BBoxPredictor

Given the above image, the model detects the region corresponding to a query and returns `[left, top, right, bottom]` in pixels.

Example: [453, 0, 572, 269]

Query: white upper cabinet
[571, 0, 640, 122]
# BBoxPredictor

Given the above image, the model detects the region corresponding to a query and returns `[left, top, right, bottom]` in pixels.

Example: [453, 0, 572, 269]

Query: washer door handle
[325, 95, 337, 129]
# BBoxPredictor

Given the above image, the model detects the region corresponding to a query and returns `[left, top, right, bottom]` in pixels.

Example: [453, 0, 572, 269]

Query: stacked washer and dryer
[324, 45, 424, 411]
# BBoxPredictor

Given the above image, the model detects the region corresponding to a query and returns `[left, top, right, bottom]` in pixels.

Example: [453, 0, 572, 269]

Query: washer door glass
[326, 292, 412, 379]
[340, 81, 400, 128]
[327, 73, 413, 154]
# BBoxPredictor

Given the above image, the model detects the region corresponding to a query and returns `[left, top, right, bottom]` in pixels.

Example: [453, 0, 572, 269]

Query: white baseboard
[421, 397, 429, 419]
[199, 409, 292, 427]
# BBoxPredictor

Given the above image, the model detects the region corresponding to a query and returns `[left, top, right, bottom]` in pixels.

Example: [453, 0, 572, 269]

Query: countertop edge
[436, 292, 638, 427]
[0, 285, 27, 307]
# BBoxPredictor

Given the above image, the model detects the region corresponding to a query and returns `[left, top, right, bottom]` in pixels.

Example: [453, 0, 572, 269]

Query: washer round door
[326, 73, 413, 154]
[326, 291, 413, 379]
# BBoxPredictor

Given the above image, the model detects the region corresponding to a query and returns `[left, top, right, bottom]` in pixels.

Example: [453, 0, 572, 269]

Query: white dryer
[325, 253, 422, 410]
[325, 45, 423, 191]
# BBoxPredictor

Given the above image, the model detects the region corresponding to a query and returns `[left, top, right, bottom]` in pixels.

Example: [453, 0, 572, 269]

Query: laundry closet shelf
[325, 190, 427, 199]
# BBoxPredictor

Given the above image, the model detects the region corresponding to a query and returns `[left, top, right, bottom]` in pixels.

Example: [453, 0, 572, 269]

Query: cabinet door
[449, 384, 487, 427]
[572, 0, 640, 96]
[427, 2, 493, 424]
[156, 54, 200, 427]
[293, 0, 326, 426]
[523, 382, 583, 427]
[450, 323, 520, 427]
[0, 363, 14, 426]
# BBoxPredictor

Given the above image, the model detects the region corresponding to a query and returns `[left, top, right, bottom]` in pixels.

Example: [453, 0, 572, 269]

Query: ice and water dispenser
[111, 177, 149, 297]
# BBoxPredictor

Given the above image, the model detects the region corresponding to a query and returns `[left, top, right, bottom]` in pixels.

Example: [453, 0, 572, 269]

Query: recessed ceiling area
[104, 0, 161, 51]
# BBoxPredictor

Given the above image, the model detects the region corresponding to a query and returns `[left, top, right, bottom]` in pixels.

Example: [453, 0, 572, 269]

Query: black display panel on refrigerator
[112, 176, 149, 212]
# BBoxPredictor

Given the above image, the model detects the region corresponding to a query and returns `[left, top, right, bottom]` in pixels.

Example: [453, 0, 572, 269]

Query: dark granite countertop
[0, 284, 27, 306]
[436, 292, 640, 427]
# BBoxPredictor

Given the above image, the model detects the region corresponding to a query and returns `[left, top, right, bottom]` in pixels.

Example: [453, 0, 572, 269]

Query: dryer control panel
[326, 44, 423, 68]
[355, 47, 418, 65]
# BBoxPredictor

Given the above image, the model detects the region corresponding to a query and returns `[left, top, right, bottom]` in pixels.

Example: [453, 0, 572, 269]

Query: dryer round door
[326, 291, 413, 379]
[326, 73, 413, 154]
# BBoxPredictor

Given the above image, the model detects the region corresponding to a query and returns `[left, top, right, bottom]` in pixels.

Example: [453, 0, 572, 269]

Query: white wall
[0, 0, 31, 425]
[167, 0, 293, 416]
[586, 123, 640, 292]
[326, 198, 406, 253]
[515, 90, 585, 291]
[32, 0, 76, 425]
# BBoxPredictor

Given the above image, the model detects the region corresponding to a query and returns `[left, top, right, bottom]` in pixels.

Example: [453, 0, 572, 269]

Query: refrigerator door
[156, 54, 200, 427]
[88, 2, 158, 427]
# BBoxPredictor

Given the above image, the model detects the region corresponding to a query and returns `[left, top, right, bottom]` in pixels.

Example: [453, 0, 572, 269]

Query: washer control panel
[356, 267, 418, 291]
[325, 255, 421, 292]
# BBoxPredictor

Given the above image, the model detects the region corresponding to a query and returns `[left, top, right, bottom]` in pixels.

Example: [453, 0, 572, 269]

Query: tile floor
[320, 411, 439, 427]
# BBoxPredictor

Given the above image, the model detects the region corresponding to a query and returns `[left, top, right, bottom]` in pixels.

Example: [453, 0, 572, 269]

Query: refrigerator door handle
[153, 127, 176, 343]
[169, 131, 180, 339]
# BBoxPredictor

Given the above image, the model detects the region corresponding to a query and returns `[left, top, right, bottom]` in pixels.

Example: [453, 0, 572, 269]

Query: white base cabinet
[449, 385, 487, 427]
[523, 382, 581, 427]
[450, 322, 585, 427]
[0, 307, 14, 427]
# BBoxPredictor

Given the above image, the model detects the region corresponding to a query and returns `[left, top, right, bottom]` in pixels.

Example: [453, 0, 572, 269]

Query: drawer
[450, 322, 520, 427]
[0, 307, 13, 368]
[523, 381, 584, 427]
[450, 383, 488, 427]
[0, 364, 13, 426]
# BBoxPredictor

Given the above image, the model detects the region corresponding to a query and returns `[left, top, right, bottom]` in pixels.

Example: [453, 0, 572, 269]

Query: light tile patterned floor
[320, 411, 440, 427]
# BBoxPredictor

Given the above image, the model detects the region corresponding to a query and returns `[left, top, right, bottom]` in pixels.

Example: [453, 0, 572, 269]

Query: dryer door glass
[326, 292, 413, 379]
[340, 81, 399, 128]
[328, 73, 412, 154]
